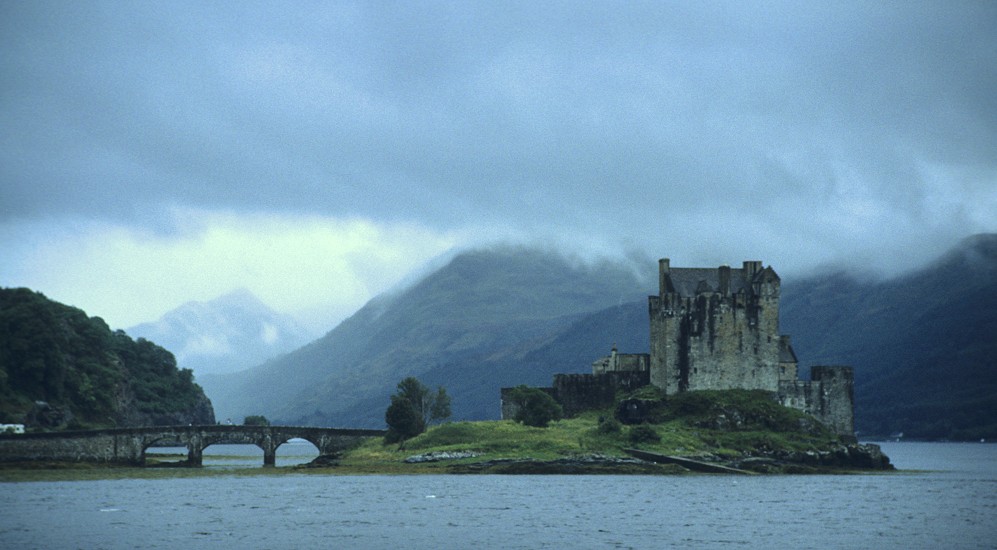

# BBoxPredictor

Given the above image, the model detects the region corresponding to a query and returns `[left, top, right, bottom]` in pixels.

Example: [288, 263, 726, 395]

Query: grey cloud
[2, 1, 995, 274]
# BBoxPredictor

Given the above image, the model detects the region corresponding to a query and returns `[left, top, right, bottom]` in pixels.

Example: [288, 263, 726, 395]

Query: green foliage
[507, 385, 564, 428]
[652, 389, 829, 435]
[627, 385, 667, 401]
[384, 377, 453, 443]
[385, 395, 426, 443]
[628, 424, 661, 444]
[243, 415, 270, 426]
[0, 288, 212, 428]
[394, 377, 452, 426]
[430, 386, 452, 425]
[597, 416, 621, 434]
[340, 391, 860, 471]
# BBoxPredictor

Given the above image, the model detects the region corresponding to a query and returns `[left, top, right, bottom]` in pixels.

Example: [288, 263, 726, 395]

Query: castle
[501, 259, 855, 436]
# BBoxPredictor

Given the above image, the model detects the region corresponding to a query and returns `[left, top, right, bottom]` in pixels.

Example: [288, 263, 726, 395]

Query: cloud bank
[2, 1, 995, 329]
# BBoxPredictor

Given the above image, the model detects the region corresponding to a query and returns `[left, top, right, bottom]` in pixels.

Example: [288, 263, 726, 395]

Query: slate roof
[665, 267, 753, 297]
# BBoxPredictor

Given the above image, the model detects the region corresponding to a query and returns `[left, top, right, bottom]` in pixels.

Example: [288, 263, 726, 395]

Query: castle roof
[666, 267, 751, 297]
[779, 340, 798, 364]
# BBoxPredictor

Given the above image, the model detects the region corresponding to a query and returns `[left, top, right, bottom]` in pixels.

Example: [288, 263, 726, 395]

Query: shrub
[507, 386, 563, 428]
[628, 424, 661, 444]
[243, 415, 270, 426]
[597, 416, 622, 434]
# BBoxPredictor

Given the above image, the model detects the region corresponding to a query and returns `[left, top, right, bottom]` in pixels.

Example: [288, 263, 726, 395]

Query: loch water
[1, 441, 994, 549]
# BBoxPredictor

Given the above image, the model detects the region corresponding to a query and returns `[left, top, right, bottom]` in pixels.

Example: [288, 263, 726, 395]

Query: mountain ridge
[127, 289, 313, 377]
[200, 247, 653, 425]
[201, 235, 996, 439]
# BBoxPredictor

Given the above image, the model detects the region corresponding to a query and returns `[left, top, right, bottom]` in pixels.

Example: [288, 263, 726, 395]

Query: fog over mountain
[200, 235, 996, 439]
[128, 289, 313, 377]
[200, 247, 654, 425]
[3, 3, 994, 334]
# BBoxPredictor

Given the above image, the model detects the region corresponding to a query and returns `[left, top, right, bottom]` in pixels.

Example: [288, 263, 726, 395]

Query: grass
[1, 390, 856, 478]
[332, 390, 847, 473]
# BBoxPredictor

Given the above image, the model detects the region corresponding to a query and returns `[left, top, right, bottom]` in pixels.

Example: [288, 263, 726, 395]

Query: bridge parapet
[0, 425, 387, 467]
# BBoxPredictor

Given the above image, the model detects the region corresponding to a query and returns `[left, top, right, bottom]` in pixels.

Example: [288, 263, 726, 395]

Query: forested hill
[0, 288, 215, 430]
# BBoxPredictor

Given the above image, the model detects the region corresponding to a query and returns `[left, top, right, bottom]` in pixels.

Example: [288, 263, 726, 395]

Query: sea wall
[0, 430, 146, 464]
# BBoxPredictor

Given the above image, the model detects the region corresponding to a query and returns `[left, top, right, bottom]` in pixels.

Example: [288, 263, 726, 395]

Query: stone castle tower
[502, 258, 856, 437]
[646, 259, 854, 435]
[649, 259, 796, 394]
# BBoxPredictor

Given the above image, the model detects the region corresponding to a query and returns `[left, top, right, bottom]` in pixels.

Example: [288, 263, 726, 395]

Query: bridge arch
[0, 425, 386, 467]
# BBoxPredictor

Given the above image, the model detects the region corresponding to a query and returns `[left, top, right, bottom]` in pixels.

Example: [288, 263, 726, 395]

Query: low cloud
[1, 2, 995, 321]
[0, 210, 455, 332]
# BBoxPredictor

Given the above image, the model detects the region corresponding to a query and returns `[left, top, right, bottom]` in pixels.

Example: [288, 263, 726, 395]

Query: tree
[384, 377, 452, 443]
[430, 386, 452, 425]
[243, 415, 270, 426]
[394, 377, 452, 426]
[507, 385, 563, 428]
[384, 395, 425, 443]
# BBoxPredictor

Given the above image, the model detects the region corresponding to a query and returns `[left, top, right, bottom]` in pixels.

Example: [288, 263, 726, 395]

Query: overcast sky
[2, 1, 995, 333]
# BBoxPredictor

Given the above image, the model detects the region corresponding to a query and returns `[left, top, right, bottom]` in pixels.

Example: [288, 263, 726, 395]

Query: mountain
[202, 236, 997, 440]
[127, 289, 313, 377]
[781, 233, 997, 439]
[200, 246, 654, 426]
[0, 288, 215, 429]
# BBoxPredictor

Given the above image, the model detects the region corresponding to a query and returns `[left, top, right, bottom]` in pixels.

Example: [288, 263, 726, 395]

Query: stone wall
[553, 371, 650, 417]
[501, 371, 651, 420]
[499, 258, 855, 438]
[592, 351, 649, 375]
[649, 268, 783, 395]
[0, 430, 146, 464]
[778, 366, 855, 437]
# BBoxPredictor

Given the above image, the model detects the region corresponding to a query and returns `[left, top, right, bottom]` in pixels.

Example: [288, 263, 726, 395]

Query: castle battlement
[501, 258, 855, 437]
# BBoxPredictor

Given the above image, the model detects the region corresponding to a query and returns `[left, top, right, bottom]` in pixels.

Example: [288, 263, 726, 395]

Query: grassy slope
[335, 390, 844, 473]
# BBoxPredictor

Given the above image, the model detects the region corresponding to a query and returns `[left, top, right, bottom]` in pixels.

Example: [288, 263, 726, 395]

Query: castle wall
[499, 258, 855, 438]
[778, 366, 855, 437]
[553, 371, 650, 417]
[649, 281, 782, 395]
[500, 370, 650, 420]
[592, 352, 649, 375]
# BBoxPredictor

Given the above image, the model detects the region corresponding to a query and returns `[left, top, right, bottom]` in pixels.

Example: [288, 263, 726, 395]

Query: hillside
[200, 247, 653, 426]
[781, 233, 997, 440]
[127, 289, 313, 376]
[202, 236, 996, 440]
[0, 288, 215, 429]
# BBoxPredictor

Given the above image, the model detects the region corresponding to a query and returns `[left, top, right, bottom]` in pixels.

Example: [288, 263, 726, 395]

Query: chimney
[658, 258, 670, 297]
[718, 265, 731, 296]
[743, 260, 762, 279]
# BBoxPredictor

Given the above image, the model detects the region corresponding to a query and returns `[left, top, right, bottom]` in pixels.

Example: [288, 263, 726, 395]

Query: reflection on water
[145, 439, 320, 467]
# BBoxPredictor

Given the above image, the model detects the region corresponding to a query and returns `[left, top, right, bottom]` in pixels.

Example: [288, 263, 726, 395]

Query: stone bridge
[0, 425, 387, 467]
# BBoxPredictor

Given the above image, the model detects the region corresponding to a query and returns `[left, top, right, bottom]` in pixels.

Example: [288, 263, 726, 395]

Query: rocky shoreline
[378, 442, 894, 475]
